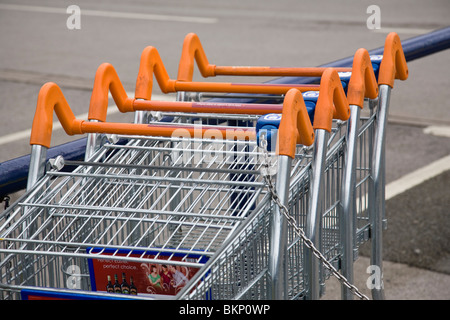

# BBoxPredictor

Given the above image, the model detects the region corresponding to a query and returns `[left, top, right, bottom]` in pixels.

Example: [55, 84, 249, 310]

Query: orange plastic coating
[174, 81, 319, 95]
[88, 62, 305, 119]
[30, 82, 260, 148]
[277, 89, 315, 158]
[134, 46, 176, 100]
[89, 63, 134, 122]
[133, 100, 283, 115]
[214, 66, 351, 77]
[88, 61, 318, 127]
[30, 84, 314, 154]
[135, 45, 319, 99]
[177, 33, 216, 81]
[378, 32, 409, 87]
[30, 82, 84, 148]
[347, 48, 379, 108]
[313, 68, 350, 132]
[177, 33, 351, 80]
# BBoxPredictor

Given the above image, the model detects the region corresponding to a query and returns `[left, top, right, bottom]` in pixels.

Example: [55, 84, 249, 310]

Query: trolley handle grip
[135, 41, 321, 96]
[347, 48, 379, 108]
[177, 33, 216, 82]
[30, 82, 256, 148]
[30, 85, 311, 152]
[313, 68, 350, 132]
[134, 46, 176, 100]
[88, 61, 314, 123]
[277, 89, 315, 158]
[134, 100, 284, 115]
[88, 63, 134, 122]
[378, 32, 409, 88]
[88, 62, 293, 117]
[177, 33, 351, 80]
[30, 82, 84, 149]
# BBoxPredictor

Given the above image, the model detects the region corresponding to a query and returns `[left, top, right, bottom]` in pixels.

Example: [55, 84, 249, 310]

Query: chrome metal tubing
[84, 119, 100, 161]
[134, 98, 149, 124]
[268, 155, 292, 300]
[26, 145, 47, 191]
[370, 84, 391, 300]
[305, 129, 329, 300]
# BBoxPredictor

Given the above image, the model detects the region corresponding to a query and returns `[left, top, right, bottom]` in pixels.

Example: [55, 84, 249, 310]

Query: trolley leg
[26, 144, 47, 238]
[339, 104, 361, 300]
[268, 155, 292, 300]
[305, 129, 328, 300]
[370, 84, 391, 300]
[23, 144, 48, 286]
[27, 144, 48, 191]
[339, 105, 361, 300]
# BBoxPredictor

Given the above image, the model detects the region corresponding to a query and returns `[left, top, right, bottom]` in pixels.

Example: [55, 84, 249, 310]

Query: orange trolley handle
[177, 33, 351, 81]
[30, 82, 84, 149]
[30, 82, 255, 148]
[378, 32, 409, 88]
[87, 62, 307, 122]
[135, 44, 320, 99]
[30, 84, 314, 152]
[87, 63, 315, 148]
[347, 48, 379, 108]
[313, 68, 350, 132]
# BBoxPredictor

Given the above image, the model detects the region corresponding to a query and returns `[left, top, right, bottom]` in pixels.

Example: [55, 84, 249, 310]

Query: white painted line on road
[355, 153, 450, 213]
[385, 154, 450, 200]
[0, 93, 176, 146]
[0, 3, 217, 24]
[0, 129, 33, 147]
[423, 125, 450, 138]
[373, 27, 434, 35]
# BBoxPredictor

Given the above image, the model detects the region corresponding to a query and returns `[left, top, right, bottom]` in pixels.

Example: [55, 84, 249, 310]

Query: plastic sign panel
[87, 248, 208, 297]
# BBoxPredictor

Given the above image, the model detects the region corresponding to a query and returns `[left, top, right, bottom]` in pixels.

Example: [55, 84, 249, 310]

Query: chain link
[259, 139, 369, 300]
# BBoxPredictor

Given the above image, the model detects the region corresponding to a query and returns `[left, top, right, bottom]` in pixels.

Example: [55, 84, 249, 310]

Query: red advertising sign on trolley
[87, 248, 208, 297]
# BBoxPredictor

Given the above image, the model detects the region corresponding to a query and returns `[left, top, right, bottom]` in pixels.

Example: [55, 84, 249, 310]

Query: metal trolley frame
[0, 32, 408, 300]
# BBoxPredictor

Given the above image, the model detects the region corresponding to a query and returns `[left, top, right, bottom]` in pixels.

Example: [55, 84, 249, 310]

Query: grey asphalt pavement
[0, 0, 449, 300]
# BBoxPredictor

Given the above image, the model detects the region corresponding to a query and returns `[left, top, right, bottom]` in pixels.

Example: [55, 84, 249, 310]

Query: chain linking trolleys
[0, 33, 407, 300]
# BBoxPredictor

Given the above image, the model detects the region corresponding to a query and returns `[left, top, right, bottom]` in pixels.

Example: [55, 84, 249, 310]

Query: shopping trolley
[0, 32, 407, 300]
